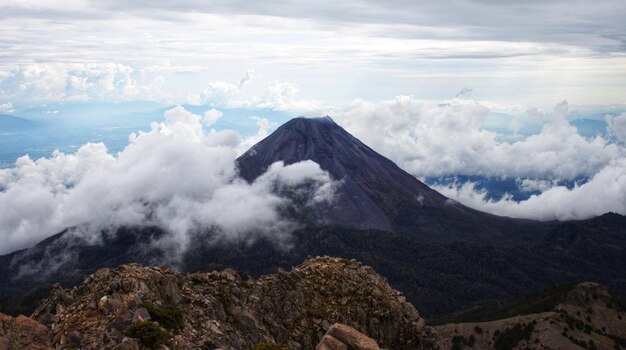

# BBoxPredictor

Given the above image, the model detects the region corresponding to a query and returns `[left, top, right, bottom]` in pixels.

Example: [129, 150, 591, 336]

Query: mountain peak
[236, 115, 489, 234]
[290, 115, 336, 124]
[238, 115, 366, 181]
[291, 115, 336, 124]
[274, 115, 342, 137]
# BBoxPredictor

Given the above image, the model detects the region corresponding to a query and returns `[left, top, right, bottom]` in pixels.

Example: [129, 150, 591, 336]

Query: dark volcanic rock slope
[237, 117, 540, 242]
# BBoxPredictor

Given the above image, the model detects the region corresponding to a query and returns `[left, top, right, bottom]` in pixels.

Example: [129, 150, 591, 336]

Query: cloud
[3, 1, 624, 107]
[0, 63, 319, 111]
[191, 81, 240, 106]
[607, 112, 626, 143]
[238, 68, 256, 87]
[188, 76, 322, 113]
[203, 108, 223, 126]
[334, 97, 624, 180]
[0, 63, 165, 102]
[432, 158, 626, 221]
[236, 116, 273, 152]
[189, 71, 260, 107]
[24, 1, 623, 54]
[255, 80, 321, 112]
[0, 106, 335, 255]
[517, 178, 558, 193]
[0, 101, 13, 113]
[259, 81, 299, 108]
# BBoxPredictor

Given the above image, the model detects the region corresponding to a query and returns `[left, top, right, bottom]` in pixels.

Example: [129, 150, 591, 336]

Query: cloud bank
[0, 63, 170, 102]
[333, 97, 626, 220]
[0, 106, 335, 255]
[335, 98, 623, 179]
[431, 159, 626, 221]
[607, 112, 626, 143]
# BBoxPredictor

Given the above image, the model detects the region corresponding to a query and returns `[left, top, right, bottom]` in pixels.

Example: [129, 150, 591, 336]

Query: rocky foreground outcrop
[27, 256, 426, 349]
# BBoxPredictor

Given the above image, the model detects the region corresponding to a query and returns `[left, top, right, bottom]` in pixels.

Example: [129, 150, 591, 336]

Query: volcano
[237, 116, 535, 242]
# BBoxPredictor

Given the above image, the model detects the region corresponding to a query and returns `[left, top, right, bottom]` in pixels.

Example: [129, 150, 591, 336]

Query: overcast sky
[1, 1, 626, 252]
[1, 0, 625, 108]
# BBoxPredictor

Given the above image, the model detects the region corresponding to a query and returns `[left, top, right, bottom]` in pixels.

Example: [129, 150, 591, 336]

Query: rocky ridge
[2, 259, 624, 350]
[434, 282, 626, 349]
[29, 256, 426, 349]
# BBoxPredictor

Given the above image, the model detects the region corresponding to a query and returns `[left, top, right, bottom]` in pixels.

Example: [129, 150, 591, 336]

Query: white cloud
[517, 178, 558, 193]
[255, 80, 321, 112]
[238, 68, 256, 87]
[0, 63, 165, 102]
[191, 80, 240, 106]
[1, 1, 625, 107]
[203, 108, 223, 126]
[432, 158, 626, 221]
[236, 116, 273, 153]
[0, 106, 335, 255]
[0, 101, 13, 113]
[261, 81, 299, 107]
[334, 97, 623, 180]
[187, 76, 322, 113]
[607, 112, 626, 143]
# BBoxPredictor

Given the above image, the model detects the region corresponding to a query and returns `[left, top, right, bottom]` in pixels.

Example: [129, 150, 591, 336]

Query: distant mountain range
[1, 117, 625, 320]
[0, 114, 38, 131]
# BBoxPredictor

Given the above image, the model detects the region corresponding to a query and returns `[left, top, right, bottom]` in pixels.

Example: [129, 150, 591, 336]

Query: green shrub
[252, 343, 288, 350]
[125, 321, 171, 349]
[468, 334, 476, 347]
[143, 302, 184, 330]
[494, 322, 534, 350]
[451, 335, 466, 350]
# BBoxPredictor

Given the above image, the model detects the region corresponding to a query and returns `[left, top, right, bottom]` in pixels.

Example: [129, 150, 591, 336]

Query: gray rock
[132, 307, 151, 323]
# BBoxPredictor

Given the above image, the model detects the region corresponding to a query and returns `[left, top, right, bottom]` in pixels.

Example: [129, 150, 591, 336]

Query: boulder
[322, 323, 380, 350]
[316, 334, 348, 350]
[0, 313, 52, 350]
